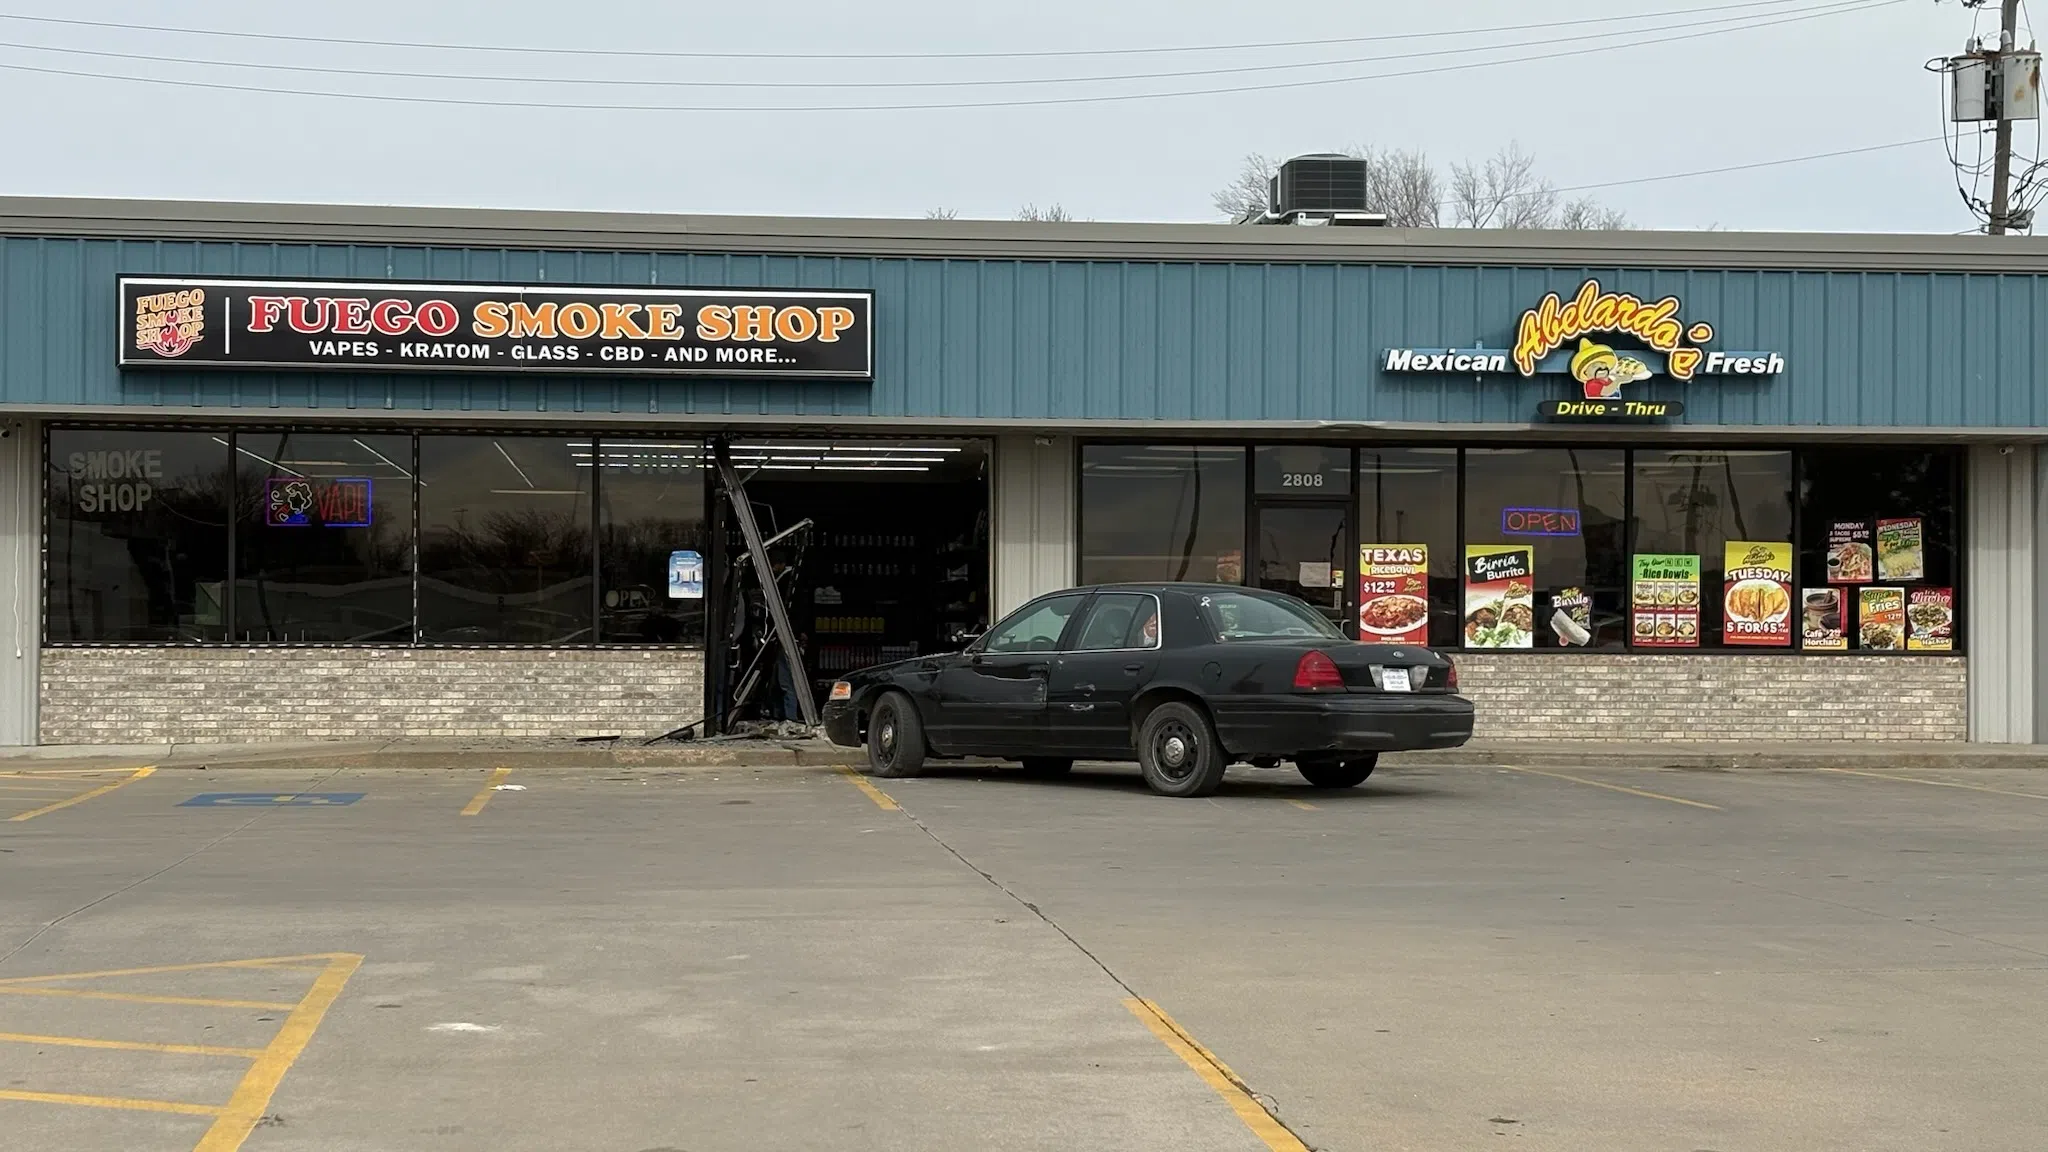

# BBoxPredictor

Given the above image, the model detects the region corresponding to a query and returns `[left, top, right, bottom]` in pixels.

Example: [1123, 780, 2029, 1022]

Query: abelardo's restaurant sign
[118, 277, 875, 379]
[1380, 278, 1784, 422]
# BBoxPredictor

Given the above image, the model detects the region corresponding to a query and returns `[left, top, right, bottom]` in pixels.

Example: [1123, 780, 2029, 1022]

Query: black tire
[1019, 757, 1074, 777]
[864, 691, 927, 778]
[1137, 701, 1227, 798]
[1297, 754, 1377, 789]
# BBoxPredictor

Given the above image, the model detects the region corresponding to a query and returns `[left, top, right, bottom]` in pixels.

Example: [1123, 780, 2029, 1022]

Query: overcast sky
[0, 0, 2020, 232]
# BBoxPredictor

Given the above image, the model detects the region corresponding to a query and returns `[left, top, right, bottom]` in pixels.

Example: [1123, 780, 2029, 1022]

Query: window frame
[972, 591, 1089, 655]
[1067, 591, 1165, 653]
[41, 424, 718, 650]
[1073, 438, 1968, 657]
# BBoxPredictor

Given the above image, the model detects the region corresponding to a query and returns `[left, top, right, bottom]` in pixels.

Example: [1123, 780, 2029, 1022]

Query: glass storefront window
[1080, 445, 1247, 585]
[46, 429, 232, 642]
[1798, 447, 1960, 652]
[232, 432, 416, 643]
[1358, 448, 1461, 648]
[595, 439, 708, 643]
[1631, 450, 1794, 649]
[418, 436, 593, 644]
[1463, 448, 1628, 649]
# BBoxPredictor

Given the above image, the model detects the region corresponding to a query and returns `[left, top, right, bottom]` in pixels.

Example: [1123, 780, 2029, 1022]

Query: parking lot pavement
[2, 758, 2046, 1151]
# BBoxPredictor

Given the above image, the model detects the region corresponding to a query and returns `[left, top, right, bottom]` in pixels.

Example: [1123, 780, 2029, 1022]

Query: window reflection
[46, 429, 232, 642]
[1080, 445, 1247, 584]
[1632, 450, 1793, 648]
[1464, 448, 1628, 649]
[1358, 448, 1460, 648]
[233, 432, 415, 642]
[594, 439, 707, 643]
[418, 437, 593, 644]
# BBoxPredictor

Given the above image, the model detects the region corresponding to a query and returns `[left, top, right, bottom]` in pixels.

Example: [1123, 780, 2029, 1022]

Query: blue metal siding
[4, 236, 2046, 427]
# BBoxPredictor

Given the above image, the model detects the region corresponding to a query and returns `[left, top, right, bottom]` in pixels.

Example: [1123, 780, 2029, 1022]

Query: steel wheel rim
[875, 708, 897, 766]
[1152, 718, 1197, 781]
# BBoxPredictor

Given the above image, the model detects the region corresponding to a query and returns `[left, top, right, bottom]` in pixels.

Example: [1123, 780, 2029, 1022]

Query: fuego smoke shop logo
[132, 287, 207, 358]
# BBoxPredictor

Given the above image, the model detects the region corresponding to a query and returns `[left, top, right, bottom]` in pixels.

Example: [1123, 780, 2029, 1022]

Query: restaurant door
[1248, 446, 1355, 634]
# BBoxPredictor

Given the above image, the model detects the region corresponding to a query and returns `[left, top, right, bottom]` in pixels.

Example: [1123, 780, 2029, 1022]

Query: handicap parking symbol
[178, 792, 366, 808]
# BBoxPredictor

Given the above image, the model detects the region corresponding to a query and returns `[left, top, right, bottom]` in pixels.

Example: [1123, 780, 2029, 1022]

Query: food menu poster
[1907, 587, 1954, 651]
[1801, 587, 1846, 650]
[1722, 541, 1793, 647]
[1551, 586, 1593, 646]
[1859, 586, 1905, 651]
[1825, 520, 1873, 584]
[1358, 545, 1429, 645]
[1631, 553, 1701, 648]
[1876, 518, 1925, 581]
[1464, 545, 1534, 649]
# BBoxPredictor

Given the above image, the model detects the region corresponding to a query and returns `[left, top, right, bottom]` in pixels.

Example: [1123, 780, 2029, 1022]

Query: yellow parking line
[461, 766, 512, 816]
[0, 987, 299, 1010]
[195, 953, 362, 1152]
[1124, 998, 1309, 1152]
[0, 1031, 265, 1058]
[0, 1088, 223, 1117]
[1497, 764, 1721, 811]
[835, 765, 900, 811]
[1284, 799, 1317, 811]
[7, 765, 155, 822]
[0, 952, 355, 985]
[1818, 766, 2048, 801]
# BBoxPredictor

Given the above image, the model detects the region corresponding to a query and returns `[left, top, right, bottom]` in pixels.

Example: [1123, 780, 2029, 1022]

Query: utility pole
[1991, 0, 2023, 233]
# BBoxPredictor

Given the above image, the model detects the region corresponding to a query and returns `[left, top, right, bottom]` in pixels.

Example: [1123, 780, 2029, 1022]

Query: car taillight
[1293, 650, 1344, 691]
[828, 681, 853, 701]
[1444, 658, 1458, 690]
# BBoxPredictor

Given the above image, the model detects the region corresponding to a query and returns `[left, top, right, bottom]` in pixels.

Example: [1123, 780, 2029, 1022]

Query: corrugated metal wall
[992, 435, 1075, 616]
[0, 417, 36, 745]
[1966, 445, 2037, 741]
[6, 236, 2048, 427]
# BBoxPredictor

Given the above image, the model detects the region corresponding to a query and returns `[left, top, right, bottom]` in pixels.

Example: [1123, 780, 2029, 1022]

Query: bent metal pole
[712, 438, 819, 728]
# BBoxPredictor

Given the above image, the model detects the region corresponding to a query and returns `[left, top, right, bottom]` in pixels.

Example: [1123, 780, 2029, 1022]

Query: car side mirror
[949, 626, 984, 650]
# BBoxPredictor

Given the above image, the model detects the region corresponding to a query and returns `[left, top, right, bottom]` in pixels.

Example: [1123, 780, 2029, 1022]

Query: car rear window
[1195, 590, 1344, 642]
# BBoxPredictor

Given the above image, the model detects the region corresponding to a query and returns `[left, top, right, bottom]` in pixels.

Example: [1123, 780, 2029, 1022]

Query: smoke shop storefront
[1, 200, 2044, 745]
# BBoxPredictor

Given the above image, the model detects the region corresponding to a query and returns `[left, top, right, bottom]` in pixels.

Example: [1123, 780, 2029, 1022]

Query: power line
[0, 1, 1876, 91]
[0, 0, 1903, 113]
[1548, 135, 1948, 198]
[0, 0, 1818, 62]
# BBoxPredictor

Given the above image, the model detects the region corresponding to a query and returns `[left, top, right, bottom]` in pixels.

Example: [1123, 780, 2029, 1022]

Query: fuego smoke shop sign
[1380, 279, 1785, 423]
[119, 277, 875, 379]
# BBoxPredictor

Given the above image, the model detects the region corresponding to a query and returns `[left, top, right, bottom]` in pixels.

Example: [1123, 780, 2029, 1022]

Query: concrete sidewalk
[3, 735, 2047, 772]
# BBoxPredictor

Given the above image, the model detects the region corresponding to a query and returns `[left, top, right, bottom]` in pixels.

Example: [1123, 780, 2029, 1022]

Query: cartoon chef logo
[1568, 338, 1651, 399]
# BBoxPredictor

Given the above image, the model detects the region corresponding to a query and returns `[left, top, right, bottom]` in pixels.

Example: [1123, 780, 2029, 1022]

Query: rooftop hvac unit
[1257, 154, 1383, 226]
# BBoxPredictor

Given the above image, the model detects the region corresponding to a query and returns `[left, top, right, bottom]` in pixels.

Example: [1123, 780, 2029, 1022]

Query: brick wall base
[38, 647, 705, 744]
[35, 647, 1967, 745]
[1456, 653, 1968, 741]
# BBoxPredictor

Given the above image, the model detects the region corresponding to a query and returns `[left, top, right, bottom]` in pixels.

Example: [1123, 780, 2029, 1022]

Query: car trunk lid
[1323, 643, 1452, 693]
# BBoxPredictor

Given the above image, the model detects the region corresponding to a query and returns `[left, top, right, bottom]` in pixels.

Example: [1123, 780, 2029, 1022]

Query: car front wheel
[1296, 754, 1377, 789]
[865, 691, 928, 778]
[1137, 701, 1226, 798]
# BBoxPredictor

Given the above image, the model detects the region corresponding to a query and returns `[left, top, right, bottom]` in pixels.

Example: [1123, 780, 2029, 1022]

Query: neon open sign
[1501, 506, 1581, 537]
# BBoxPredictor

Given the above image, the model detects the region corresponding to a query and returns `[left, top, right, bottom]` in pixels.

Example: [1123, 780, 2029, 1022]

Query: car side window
[981, 595, 1085, 654]
[1071, 593, 1161, 651]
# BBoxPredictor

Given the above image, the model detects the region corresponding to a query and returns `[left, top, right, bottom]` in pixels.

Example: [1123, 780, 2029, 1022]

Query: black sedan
[822, 583, 1474, 797]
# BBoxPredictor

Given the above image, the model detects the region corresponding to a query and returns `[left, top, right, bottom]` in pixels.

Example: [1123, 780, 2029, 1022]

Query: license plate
[1379, 666, 1412, 693]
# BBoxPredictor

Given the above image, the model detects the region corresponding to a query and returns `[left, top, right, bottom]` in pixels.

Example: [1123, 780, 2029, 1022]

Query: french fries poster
[1722, 541, 1793, 646]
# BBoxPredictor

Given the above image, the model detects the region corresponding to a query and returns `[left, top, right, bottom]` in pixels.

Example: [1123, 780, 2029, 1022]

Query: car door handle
[1075, 683, 1096, 695]
[1123, 663, 1143, 673]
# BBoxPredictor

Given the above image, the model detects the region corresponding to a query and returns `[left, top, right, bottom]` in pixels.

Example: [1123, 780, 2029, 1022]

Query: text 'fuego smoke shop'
[2, 199, 2047, 747]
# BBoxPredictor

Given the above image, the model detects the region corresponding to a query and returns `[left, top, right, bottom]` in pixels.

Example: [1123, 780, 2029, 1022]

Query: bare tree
[1212, 152, 1280, 222]
[924, 207, 959, 220]
[1448, 142, 1559, 229]
[1015, 203, 1075, 222]
[1215, 141, 1627, 230]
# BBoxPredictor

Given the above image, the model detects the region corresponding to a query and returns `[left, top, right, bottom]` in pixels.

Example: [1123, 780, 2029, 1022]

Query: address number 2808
[1280, 473, 1326, 488]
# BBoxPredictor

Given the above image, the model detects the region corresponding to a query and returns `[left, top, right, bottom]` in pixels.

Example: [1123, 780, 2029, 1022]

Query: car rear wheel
[1296, 754, 1377, 789]
[1138, 701, 1226, 798]
[1019, 757, 1073, 777]
[864, 691, 927, 778]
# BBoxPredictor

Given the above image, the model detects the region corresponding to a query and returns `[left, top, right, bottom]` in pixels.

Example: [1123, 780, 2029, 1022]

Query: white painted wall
[1965, 444, 2035, 742]
[991, 434, 1075, 618]
[0, 418, 38, 745]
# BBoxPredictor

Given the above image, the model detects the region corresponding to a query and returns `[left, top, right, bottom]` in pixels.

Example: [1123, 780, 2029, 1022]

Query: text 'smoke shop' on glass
[118, 277, 876, 380]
